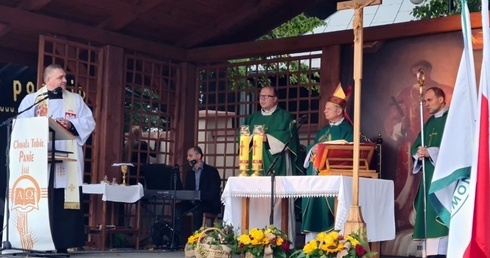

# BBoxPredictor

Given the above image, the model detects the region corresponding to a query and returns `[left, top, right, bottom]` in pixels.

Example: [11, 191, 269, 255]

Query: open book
[48, 149, 73, 157]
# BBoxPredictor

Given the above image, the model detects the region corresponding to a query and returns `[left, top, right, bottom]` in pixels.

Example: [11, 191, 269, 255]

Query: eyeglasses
[259, 95, 275, 99]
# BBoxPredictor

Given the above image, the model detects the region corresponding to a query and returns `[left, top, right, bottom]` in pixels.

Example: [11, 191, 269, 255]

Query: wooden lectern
[314, 142, 378, 178]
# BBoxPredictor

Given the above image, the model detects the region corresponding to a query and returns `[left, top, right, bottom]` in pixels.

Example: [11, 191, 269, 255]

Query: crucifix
[337, 0, 382, 240]
[428, 128, 438, 146]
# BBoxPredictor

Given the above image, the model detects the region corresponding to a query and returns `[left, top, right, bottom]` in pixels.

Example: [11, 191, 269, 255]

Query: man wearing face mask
[410, 87, 449, 258]
[301, 84, 353, 242]
[17, 64, 96, 253]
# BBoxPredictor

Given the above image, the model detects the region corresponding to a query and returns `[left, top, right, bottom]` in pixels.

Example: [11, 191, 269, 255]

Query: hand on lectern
[57, 118, 72, 129]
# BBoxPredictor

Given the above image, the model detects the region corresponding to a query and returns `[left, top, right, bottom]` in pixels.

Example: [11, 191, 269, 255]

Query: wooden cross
[337, 0, 382, 247]
[428, 128, 438, 146]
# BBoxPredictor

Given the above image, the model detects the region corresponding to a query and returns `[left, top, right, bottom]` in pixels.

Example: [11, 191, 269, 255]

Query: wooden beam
[337, 0, 381, 11]
[0, 5, 187, 61]
[16, 0, 53, 11]
[187, 12, 482, 62]
[97, 0, 163, 30]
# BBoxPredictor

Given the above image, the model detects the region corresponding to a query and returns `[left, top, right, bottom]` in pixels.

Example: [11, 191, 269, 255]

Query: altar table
[221, 176, 395, 242]
[83, 183, 144, 250]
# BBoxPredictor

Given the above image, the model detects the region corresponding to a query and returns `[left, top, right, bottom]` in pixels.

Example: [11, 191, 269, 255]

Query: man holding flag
[411, 87, 450, 257]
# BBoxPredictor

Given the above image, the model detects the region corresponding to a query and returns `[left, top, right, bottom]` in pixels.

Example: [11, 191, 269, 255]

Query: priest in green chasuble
[242, 86, 304, 245]
[243, 86, 303, 176]
[410, 87, 449, 256]
[301, 84, 353, 242]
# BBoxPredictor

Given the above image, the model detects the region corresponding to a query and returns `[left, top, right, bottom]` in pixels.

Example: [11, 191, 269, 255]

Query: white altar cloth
[221, 176, 395, 242]
[82, 183, 144, 203]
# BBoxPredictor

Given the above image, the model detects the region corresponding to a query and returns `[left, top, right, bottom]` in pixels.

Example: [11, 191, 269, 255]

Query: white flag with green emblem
[428, 0, 477, 229]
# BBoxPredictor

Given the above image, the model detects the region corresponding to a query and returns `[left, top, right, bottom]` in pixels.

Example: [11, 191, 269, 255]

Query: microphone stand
[169, 160, 195, 251]
[266, 117, 305, 225]
[1, 95, 49, 253]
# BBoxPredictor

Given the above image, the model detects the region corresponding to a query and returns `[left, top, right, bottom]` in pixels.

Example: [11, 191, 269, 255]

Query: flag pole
[417, 69, 428, 258]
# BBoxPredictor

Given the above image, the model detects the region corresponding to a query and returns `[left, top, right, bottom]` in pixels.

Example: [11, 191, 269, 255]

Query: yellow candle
[251, 134, 263, 170]
[239, 134, 250, 170]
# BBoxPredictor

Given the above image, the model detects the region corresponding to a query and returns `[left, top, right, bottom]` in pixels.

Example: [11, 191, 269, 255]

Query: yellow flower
[345, 235, 360, 247]
[276, 237, 284, 246]
[321, 242, 344, 254]
[248, 228, 266, 245]
[238, 234, 251, 245]
[303, 240, 318, 254]
[187, 233, 199, 244]
[316, 232, 329, 242]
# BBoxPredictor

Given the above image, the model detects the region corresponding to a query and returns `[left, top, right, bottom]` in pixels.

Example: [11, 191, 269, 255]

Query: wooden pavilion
[0, 0, 484, 253]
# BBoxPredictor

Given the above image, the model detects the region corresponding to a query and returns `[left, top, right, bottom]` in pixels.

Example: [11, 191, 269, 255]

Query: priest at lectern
[301, 84, 353, 242]
[17, 64, 96, 253]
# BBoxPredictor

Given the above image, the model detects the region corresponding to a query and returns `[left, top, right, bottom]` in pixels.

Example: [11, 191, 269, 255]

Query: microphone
[189, 159, 197, 166]
[293, 115, 308, 125]
[52, 86, 63, 94]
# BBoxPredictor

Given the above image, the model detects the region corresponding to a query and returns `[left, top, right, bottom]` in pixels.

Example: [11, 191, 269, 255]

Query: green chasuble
[411, 110, 449, 239]
[244, 107, 304, 176]
[301, 119, 353, 233]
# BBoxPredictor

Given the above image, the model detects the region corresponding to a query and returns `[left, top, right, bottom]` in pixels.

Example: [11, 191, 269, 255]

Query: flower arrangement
[235, 225, 291, 258]
[290, 229, 376, 258]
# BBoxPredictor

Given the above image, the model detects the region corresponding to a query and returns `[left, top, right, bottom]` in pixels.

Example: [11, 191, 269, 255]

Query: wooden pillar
[89, 45, 124, 247]
[96, 45, 125, 182]
[175, 62, 198, 165]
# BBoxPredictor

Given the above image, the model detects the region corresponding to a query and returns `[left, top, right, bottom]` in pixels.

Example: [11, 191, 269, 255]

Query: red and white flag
[462, 0, 490, 256]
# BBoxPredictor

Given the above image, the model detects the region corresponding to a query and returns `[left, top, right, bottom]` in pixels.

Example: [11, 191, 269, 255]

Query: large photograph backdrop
[361, 31, 482, 256]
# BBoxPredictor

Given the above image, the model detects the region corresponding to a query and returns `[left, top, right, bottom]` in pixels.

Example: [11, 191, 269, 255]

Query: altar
[221, 175, 395, 242]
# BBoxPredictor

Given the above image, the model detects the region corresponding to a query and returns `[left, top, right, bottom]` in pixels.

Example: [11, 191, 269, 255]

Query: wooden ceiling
[0, 0, 338, 61]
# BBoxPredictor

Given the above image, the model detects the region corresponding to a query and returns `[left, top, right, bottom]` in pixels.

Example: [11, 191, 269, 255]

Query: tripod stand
[0, 95, 69, 256]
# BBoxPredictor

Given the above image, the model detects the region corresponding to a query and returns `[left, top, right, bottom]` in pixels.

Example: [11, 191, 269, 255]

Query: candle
[239, 134, 250, 170]
[251, 134, 264, 171]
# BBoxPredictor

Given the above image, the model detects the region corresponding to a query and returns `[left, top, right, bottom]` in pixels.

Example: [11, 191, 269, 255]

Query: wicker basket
[194, 227, 232, 258]
[184, 242, 195, 258]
